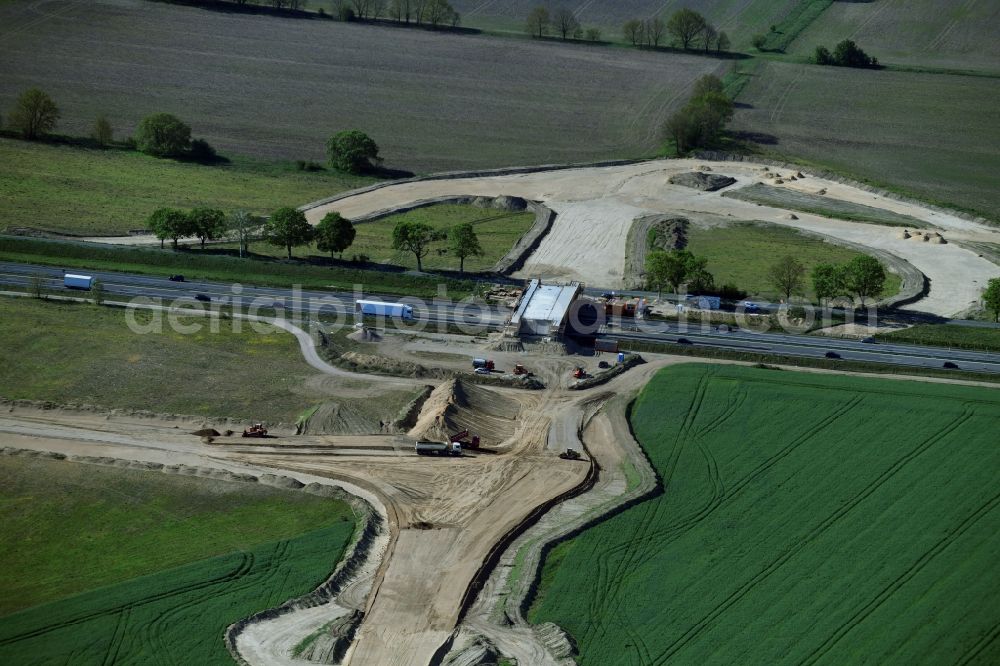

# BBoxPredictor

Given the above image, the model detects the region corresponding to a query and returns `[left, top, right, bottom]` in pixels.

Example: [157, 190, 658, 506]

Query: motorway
[3, 261, 1000, 374]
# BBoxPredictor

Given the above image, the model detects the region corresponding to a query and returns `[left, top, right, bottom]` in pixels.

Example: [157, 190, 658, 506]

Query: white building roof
[511, 279, 580, 329]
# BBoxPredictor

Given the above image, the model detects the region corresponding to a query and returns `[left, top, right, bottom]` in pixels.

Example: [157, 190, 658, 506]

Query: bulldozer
[513, 364, 528, 376]
[559, 448, 582, 460]
[572, 367, 586, 379]
[242, 423, 268, 438]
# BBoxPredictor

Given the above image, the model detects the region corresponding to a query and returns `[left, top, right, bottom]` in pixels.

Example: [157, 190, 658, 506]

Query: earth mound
[408, 378, 519, 446]
[668, 172, 737, 192]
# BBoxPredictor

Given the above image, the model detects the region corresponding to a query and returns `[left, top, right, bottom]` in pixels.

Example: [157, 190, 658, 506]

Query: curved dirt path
[302, 159, 1000, 317]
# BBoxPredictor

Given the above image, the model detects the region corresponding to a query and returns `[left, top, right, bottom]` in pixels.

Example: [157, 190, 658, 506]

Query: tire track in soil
[647, 408, 975, 665]
[802, 483, 1000, 665]
[0, 550, 256, 647]
[145, 549, 261, 664]
[957, 618, 1000, 666]
[583, 374, 710, 643]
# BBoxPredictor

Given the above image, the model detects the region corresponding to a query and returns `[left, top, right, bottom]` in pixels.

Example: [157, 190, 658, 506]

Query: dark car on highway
[825, 351, 841, 359]
[676, 338, 693, 345]
[168, 274, 185, 282]
[194, 293, 210, 302]
[943, 361, 959, 369]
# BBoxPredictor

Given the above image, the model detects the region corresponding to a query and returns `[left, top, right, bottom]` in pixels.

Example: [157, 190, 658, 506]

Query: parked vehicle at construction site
[415, 440, 463, 456]
[472, 358, 495, 371]
[572, 367, 586, 379]
[559, 448, 582, 460]
[450, 430, 481, 449]
[513, 364, 529, 375]
[242, 423, 268, 438]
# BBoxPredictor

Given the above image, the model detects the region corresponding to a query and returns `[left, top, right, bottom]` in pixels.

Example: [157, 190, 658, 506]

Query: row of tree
[525, 6, 600, 41]
[645, 249, 893, 308]
[623, 9, 729, 52]
[146, 207, 487, 274]
[769, 255, 888, 307]
[339, 0, 459, 26]
[2, 88, 220, 161]
[4, 88, 383, 176]
[664, 75, 734, 154]
[815, 39, 879, 69]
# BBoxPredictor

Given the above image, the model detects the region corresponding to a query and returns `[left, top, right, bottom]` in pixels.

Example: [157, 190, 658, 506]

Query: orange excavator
[242, 423, 268, 438]
[450, 430, 481, 449]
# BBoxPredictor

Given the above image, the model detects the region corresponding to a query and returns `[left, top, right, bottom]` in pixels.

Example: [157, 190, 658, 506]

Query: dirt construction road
[304, 159, 1000, 317]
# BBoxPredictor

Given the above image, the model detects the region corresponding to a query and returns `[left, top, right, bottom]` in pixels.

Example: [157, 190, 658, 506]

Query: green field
[685, 223, 901, 301]
[0, 138, 372, 236]
[877, 324, 1000, 352]
[0, 456, 355, 663]
[530, 364, 1000, 665]
[0, 297, 405, 423]
[217, 204, 535, 273]
[787, 0, 1000, 72]
[723, 183, 927, 228]
[731, 62, 1000, 222]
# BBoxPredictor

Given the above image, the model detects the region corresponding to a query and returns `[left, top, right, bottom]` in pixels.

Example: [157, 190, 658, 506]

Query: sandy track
[303, 159, 1000, 316]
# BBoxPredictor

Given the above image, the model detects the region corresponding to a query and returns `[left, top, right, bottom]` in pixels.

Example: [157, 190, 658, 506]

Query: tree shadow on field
[367, 165, 416, 180]
[150, 0, 326, 20]
[729, 130, 779, 146]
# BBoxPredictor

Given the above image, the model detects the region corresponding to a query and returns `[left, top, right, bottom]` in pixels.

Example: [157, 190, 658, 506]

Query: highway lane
[0, 262, 509, 329]
[3, 261, 998, 374]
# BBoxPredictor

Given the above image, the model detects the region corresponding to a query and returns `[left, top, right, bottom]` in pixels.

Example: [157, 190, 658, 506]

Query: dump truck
[513, 364, 528, 375]
[415, 440, 462, 456]
[356, 299, 414, 321]
[64, 274, 94, 290]
[472, 358, 495, 371]
[572, 367, 585, 379]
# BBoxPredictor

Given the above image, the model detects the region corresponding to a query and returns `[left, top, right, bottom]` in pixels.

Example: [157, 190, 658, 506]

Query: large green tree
[135, 113, 191, 158]
[768, 255, 806, 302]
[9, 89, 60, 140]
[526, 6, 549, 38]
[666, 8, 707, 49]
[326, 130, 380, 173]
[811, 263, 843, 304]
[646, 249, 709, 297]
[188, 208, 227, 249]
[147, 208, 193, 249]
[448, 223, 483, 275]
[265, 207, 315, 259]
[392, 221, 445, 272]
[664, 75, 733, 154]
[315, 212, 356, 259]
[983, 277, 1000, 322]
[842, 255, 886, 307]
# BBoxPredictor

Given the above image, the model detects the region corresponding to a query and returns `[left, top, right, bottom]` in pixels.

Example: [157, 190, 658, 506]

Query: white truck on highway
[63, 274, 94, 290]
[415, 440, 462, 456]
[356, 299, 415, 321]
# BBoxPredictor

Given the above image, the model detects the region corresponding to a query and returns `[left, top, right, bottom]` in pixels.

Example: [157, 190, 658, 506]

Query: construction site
[2, 157, 999, 665]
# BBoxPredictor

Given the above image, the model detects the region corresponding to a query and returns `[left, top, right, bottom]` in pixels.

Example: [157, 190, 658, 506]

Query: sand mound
[408, 378, 519, 446]
[899, 230, 911, 239]
[347, 326, 382, 343]
[817, 188, 827, 195]
[699, 165, 712, 171]
[773, 178, 785, 184]
[668, 171, 737, 192]
[299, 401, 384, 435]
[493, 195, 528, 211]
[783, 213, 799, 220]
[191, 428, 220, 437]
[931, 236, 946, 244]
